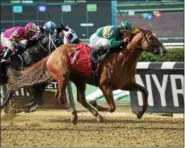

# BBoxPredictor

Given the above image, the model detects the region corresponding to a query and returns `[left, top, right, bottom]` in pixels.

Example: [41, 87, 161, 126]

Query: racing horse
[0, 25, 65, 112]
[3, 28, 167, 124]
[0, 25, 81, 113]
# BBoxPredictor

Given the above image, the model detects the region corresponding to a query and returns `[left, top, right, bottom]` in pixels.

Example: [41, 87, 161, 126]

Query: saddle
[67, 43, 102, 85]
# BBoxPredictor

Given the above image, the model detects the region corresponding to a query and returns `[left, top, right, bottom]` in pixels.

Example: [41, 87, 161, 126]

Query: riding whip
[117, 7, 124, 21]
[46, 10, 51, 20]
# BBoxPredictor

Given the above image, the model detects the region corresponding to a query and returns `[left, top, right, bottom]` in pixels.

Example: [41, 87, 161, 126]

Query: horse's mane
[127, 27, 152, 37]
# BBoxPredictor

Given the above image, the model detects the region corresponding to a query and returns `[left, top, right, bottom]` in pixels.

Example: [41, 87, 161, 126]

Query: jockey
[43, 21, 63, 47]
[29, 21, 57, 40]
[43, 21, 57, 33]
[89, 20, 133, 62]
[27, 21, 58, 45]
[1, 22, 38, 60]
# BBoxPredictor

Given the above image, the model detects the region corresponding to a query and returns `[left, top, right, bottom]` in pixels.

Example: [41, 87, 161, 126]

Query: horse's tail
[8, 56, 52, 89]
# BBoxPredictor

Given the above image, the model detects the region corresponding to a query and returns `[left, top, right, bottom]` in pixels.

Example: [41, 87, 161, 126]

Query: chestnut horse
[3, 28, 167, 124]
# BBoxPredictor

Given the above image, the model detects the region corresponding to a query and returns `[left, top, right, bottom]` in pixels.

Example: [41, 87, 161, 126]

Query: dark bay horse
[4, 28, 167, 124]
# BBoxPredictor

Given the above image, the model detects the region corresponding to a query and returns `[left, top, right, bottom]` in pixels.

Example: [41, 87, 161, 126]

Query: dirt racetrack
[1, 105, 184, 147]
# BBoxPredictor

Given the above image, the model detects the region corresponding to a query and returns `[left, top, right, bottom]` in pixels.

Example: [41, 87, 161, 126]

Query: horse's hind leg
[47, 57, 68, 103]
[47, 62, 78, 124]
[122, 83, 148, 119]
[55, 73, 78, 124]
[75, 81, 103, 122]
[56, 74, 68, 104]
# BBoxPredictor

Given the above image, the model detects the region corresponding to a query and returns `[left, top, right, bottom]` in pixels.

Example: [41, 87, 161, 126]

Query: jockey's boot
[2, 48, 12, 60]
[90, 46, 108, 62]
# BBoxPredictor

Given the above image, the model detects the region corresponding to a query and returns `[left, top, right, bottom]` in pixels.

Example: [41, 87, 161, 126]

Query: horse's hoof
[24, 100, 36, 108]
[24, 108, 31, 113]
[4, 107, 9, 114]
[24, 104, 38, 113]
[97, 115, 104, 122]
[137, 112, 143, 119]
[71, 116, 78, 125]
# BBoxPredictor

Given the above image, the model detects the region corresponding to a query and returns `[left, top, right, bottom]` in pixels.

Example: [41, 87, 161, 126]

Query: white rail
[163, 42, 184, 49]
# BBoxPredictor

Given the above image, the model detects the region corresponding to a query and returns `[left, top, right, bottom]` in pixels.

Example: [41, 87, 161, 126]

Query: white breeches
[0, 33, 28, 51]
[89, 33, 110, 49]
[0, 33, 14, 50]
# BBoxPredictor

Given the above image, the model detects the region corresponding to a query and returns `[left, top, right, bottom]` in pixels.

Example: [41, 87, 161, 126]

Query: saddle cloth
[67, 42, 100, 76]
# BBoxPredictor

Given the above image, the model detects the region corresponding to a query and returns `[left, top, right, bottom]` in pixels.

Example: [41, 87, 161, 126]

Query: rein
[139, 29, 153, 47]
[48, 33, 57, 52]
[126, 28, 154, 52]
[39, 42, 49, 52]
[126, 30, 144, 51]
[39, 32, 58, 53]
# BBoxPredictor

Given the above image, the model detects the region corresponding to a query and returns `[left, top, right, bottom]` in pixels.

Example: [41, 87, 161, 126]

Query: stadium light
[38, 5, 46, 12]
[146, 14, 153, 20]
[10, 0, 21, 3]
[153, 11, 162, 18]
[22, 0, 33, 3]
[13, 5, 23, 13]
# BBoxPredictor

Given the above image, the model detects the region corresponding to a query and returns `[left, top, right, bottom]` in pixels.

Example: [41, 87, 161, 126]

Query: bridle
[138, 28, 163, 54]
[127, 28, 162, 54]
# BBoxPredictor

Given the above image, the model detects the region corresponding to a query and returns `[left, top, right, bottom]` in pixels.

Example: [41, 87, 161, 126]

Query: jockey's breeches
[89, 33, 110, 49]
[0, 33, 15, 52]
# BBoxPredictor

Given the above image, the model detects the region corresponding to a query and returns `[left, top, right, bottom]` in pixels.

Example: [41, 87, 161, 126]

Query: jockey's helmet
[25, 22, 38, 33]
[120, 20, 133, 29]
[25, 22, 38, 38]
[44, 21, 57, 33]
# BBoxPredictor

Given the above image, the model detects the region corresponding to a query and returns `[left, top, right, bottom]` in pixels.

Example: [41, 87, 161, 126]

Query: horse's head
[40, 28, 62, 49]
[135, 28, 167, 56]
[59, 25, 80, 44]
[127, 28, 167, 56]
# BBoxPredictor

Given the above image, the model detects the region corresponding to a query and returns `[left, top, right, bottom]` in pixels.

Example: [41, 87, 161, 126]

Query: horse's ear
[60, 23, 65, 28]
[66, 24, 69, 28]
[60, 24, 69, 31]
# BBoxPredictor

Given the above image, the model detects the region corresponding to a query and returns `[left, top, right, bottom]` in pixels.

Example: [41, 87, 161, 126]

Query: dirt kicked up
[1, 109, 184, 147]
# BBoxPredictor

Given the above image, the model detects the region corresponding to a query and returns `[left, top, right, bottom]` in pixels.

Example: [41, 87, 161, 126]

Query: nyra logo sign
[131, 69, 184, 113]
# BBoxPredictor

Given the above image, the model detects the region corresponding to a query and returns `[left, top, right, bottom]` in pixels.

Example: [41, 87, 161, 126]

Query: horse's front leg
[89, 86, 116, 113]
[122, 82, 148, 119]
[99, 85, 116, 112]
